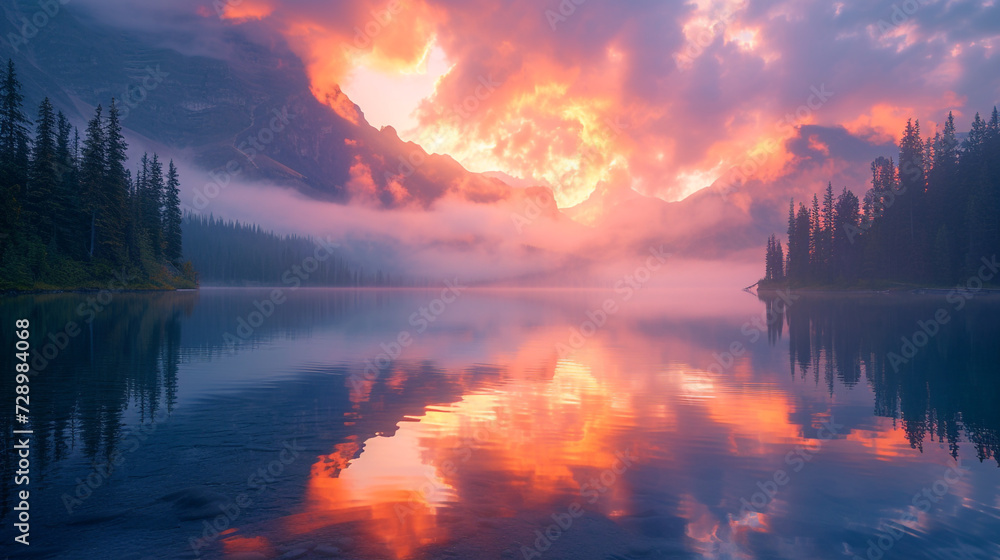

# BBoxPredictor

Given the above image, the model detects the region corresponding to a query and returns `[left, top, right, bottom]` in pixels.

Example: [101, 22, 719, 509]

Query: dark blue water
[2, 287, 999, 559]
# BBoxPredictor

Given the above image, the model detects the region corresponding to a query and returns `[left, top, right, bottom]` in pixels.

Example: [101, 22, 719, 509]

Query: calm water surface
[1, 287, 999, 560]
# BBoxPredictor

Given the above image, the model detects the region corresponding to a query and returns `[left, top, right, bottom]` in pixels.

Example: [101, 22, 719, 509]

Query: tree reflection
[763, 294, 1000, 465]
[0, 291, 197, 513]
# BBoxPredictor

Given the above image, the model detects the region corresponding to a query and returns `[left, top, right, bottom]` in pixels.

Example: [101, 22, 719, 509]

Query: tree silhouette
[0, 60, 196, 289]
[763, 108, 1000, 288]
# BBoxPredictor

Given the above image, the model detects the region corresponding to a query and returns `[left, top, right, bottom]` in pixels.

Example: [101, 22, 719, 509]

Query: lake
[2, 286, 999, 559]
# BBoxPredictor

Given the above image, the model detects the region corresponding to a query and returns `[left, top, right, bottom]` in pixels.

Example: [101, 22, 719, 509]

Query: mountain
[564, 178, 773, 258]
[0, 0, 556, 212]
[564, 180, 646, 226]
[0, 0, 771, 270]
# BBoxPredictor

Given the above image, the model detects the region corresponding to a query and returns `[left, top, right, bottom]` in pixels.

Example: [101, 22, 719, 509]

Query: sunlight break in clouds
[73, 0, 1000, 220]
[202, 0, 1000, 210]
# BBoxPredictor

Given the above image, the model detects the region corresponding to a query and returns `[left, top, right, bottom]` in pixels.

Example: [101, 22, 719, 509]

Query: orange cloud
[206, 0, 998, 222]
[344, 155, 380, 203]
[219, 0, 273, 21]
[843, 103, 915, 144]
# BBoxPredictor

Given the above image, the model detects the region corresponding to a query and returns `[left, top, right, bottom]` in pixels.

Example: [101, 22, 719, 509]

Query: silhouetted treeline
[761, 294, 1000, 465]
[183, 213, 404, 286]
[0, 60, 193, 290]
[763, 109, 1000, 287]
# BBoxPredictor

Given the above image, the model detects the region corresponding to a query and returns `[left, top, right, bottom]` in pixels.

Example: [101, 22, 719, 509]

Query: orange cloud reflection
[282, 341, 669, 558]
[208, 294, 984, 559]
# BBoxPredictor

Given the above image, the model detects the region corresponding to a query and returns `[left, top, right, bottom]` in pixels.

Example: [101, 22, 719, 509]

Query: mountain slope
[0, 0, 772, 267]
[0, 0, 556, 211]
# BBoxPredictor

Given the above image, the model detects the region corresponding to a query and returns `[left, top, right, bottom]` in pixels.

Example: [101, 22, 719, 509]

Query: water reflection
[766, 294, 1000, 465]
[1, 289, 998, 559]
[0, 291, 195, 516]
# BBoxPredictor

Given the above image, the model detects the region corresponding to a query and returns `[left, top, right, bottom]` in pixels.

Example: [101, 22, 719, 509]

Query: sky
[193, 0, 1000, 208]
[75, 0, 1000, 209]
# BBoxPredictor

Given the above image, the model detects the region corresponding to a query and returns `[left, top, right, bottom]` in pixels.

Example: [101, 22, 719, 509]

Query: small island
[758, 109, 1000, 294]
[0, 60, 196, 293]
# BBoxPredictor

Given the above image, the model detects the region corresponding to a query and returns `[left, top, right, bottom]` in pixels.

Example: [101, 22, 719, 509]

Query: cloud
[198, 0, 995, 206]
[71, 0, 1000, 240]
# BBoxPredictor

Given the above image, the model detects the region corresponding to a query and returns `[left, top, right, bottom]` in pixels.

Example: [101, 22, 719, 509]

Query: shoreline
[2, 287, 199, 297]
[757, 286, 1000, 296]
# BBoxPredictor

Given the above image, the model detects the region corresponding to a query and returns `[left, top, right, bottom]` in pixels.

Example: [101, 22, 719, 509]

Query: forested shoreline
[762, 109, 1000, 290]
[0, 57, 401, 293]
[0, 60, 194, 291]
[183, 214, 408, 287]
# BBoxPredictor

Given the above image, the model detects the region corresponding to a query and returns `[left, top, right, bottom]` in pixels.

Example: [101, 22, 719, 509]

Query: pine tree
[764, 107, 1000, 289]
[27, 98, 59, 243]
[131, 153, 149, 265]
[0, 62, 197, 289]
[926, 112, 962, 278]
[0, 59, 31, 246]
[53, 111, 82, 256]
[80, 105, 105, 258]
[833, 187, 860, 281]
[765, 234, 774, 281]
[937, 112, 958, 170]
[163, 160, 183, 262]
[774, 240, 784, 281]
[965, 113, 987, 154]
[100, 100, 130, 266]
[144, 153, 164, 261]
[786, 198, 795, 277]
[787, 203, 812, 284]
[896, 119, 927, 280]
[810, 193, 820, 280]
[966, 107, 1000, 272]
[126, 165, 143, 268]
[763, 234, 787, 283]
[866, 155, 899, 279]
[0, 59, 30, 186]
[821, 181, 834, 279]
